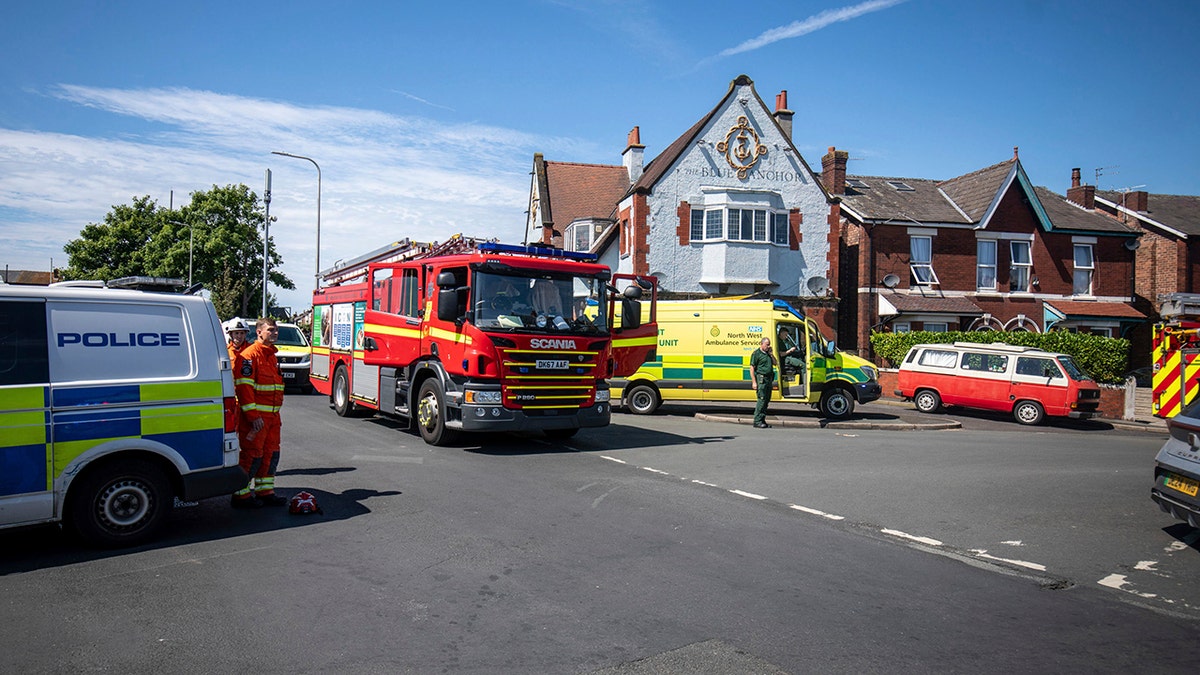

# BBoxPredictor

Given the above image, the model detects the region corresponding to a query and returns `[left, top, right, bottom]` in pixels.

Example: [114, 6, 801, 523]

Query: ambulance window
[0, 300, 49, 386]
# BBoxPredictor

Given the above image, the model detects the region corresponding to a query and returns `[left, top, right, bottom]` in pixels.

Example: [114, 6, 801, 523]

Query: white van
[0, 280, 245, 546]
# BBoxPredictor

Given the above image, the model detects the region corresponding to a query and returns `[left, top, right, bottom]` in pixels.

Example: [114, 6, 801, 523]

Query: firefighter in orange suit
[223, 317, 251, 438]
[231, 317, 287, 508]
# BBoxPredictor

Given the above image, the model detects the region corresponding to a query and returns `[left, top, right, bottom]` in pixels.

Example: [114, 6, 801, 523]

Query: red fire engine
[1152, 293, 1200, 418]
[310, 235, 658, 444]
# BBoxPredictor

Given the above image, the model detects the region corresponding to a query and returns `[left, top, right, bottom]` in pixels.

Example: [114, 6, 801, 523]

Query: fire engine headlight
[466, 390, 503, 404]
[594, 390, 611, 402]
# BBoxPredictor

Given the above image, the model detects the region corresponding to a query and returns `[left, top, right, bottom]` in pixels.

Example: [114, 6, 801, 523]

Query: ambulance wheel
[332, 366, 355, 417]
[1013, 400, 1045, 426]
[416, 378, 458, 446]
[819, 388, 855, 420]
[625, 384, 660, 415]
[70, 458, 171, 548]
[913, 389, 942, 414]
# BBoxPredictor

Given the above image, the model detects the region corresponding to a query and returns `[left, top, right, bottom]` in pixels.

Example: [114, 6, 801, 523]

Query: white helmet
[224, 317, 250, 333]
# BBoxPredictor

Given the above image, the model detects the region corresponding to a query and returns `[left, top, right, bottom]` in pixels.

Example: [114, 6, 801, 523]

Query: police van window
[49, 302, 192, 381]
[0, 300, 49, 386]
[918, 349, 957, 368]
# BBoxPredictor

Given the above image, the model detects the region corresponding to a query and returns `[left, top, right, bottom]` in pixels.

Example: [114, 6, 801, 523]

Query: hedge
[868, 330, 1129, 384]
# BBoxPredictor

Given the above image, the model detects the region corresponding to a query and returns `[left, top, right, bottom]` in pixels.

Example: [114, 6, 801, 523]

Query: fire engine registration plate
[537, 359, 569, 370]
[1164, 472, 1200, 497]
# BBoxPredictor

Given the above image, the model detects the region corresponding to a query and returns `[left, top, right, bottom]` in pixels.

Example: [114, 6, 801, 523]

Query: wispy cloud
[0, 85, 596, 310]
[711, 0, 907, 59]
[392, 90, 456, 112]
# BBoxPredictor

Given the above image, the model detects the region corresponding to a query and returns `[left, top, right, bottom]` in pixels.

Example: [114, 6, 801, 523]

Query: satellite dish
[1124, 238, 1141, 251]
[881, 273, 900, 289]
[806, 276, 829, 295]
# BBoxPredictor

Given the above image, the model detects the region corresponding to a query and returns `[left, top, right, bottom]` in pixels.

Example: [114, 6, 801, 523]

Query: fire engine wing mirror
[620, 298, 642, 330]
[363, 336, 378, 351]
[622, 285, 643, 299]
[437, 289, 461, 322]
[436, 272, 457, 289]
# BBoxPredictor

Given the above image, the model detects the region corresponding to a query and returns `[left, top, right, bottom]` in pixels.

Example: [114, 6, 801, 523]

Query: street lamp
[271, 151, 322, 292]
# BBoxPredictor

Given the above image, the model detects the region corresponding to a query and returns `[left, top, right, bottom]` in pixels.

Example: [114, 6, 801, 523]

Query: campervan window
[962, 352, 1008, 373]
[1016, 356, 1062, 379]
[918, 349, 957, 368]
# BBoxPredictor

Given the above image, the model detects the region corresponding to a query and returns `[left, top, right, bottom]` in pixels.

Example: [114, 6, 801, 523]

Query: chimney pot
[1071, 168, 1081, 189]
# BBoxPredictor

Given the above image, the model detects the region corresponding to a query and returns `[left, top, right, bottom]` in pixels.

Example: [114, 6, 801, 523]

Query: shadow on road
[0, 476, 400, 575]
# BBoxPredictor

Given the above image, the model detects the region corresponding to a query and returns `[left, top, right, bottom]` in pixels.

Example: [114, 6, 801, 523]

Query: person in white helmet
[224, 317, 251, 361]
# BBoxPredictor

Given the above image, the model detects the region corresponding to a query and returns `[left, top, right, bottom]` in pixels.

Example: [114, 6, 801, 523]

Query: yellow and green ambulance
[612, 298, 881, 419]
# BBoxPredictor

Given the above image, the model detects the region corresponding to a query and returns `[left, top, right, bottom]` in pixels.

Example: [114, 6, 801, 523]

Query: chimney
[773, 90, 794, 141]
[1066, 167, 1095, 210]
[821, 146, 848, 196]
[622, 126, 644, 184]
[1122, 190, 1149, 212]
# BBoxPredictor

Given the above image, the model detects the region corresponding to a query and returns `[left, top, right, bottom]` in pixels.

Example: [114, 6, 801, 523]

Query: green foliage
[63, 185, 293, 318]
[869, 330, 1129, 384]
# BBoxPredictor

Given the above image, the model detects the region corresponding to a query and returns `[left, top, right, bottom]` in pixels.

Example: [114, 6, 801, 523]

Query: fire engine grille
[499, 348, 598, 410]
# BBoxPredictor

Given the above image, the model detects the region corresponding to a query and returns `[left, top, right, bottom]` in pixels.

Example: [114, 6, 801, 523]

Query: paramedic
[750, 337, 777, 428]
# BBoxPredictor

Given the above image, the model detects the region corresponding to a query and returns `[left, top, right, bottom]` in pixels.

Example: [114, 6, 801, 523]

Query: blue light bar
[773, 298, 805, 321]
[477, 241, 598, 262]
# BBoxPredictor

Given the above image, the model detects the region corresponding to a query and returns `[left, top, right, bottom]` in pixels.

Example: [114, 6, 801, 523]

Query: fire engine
[1152, 293, 1200, 418]
[310, 235, 658, 444]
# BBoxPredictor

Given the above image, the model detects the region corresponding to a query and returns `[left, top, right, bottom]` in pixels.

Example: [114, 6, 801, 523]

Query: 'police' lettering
[57, 332, 183, 347]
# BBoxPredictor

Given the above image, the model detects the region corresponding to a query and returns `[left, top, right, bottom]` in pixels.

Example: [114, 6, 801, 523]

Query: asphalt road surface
[1, 394, 1196, 674]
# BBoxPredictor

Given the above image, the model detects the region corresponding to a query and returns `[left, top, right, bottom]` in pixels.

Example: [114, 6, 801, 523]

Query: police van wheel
[70, 459, 171, 548]
[625, 384, 660, 415]
[1013, 400, 1045, 426]
[416, 379, 458, 446]
[913, 389, 942, 414]
[332, 366, 355, 417]
[819, 388, 855, 420]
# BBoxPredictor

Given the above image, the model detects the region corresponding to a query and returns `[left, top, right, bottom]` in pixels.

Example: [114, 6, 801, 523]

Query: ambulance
[612, 298, 881, 419]
[0, 279, 245, 547]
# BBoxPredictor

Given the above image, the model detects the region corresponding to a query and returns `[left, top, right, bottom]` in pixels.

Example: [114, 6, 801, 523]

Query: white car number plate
[537, 359, 569, 370]
[282, 371, 295, 379]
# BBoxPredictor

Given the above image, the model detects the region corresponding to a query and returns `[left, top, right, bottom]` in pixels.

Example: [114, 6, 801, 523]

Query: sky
[2, 0, 1197, 315]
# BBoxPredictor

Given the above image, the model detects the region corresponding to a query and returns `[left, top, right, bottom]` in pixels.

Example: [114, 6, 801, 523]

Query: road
[0, 395, 1195, 674]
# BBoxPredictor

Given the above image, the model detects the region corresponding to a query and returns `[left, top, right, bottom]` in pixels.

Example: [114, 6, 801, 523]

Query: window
[887, 181, 915, 191]
[918, 349, 957, 368]
[923, 322, 948, 332]
[893, 322, 911, 333]
[705, 209, 723, 240]
[962, 352, 1009, 373]
[1010, 241, 1031, 292]
[977, 240, 997, 291]
[690, 209, 704, 242]
[772, 213, 789, 245]
[397, 269, 419, 317]
[752, 210, 767, 241]
[1073, 244, 1094, 295]
[1016, 357, 1061, 379]
[727, 209, 741, 240]
[910, 235, 938, 285]
[0, 300, 48, 386]
[566, 222, 593, 252]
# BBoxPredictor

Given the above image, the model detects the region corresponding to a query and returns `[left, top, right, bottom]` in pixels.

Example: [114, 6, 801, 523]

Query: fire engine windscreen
[473, 271, 608, 333]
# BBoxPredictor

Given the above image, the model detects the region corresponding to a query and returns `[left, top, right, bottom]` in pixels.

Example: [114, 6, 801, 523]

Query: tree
[61, 196, 162, 280]
[64, 185, 293, 319]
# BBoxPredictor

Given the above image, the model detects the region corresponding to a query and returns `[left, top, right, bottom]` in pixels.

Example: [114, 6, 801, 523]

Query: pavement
[693, 397, 1171, 434]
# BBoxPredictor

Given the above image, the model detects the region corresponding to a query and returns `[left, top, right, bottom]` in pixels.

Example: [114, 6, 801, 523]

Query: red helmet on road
[289, 491, 322, 515]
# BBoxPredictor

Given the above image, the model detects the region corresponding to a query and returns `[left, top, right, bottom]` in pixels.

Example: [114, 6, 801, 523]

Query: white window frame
[977, 240, 997, 291]
[1009, 240, 1031, 292]
[704, 209, 724, 240]
[1073, 243, 1094, 296]
[923, 322, 948, 332]
[565, 222, 592, 252]
[910, 235, 938, 286]
[689, 209, 704, 242]
[690, 205, 789, 245]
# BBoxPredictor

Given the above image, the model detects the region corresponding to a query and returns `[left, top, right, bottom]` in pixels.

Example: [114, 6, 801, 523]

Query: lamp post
[271, 151, 322, 292]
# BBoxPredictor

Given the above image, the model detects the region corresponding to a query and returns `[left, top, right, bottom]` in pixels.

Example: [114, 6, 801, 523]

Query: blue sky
[2, 0, 1197, 314]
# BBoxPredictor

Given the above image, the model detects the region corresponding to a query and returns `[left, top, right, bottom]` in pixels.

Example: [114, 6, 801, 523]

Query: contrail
[717, 0, 907, 58]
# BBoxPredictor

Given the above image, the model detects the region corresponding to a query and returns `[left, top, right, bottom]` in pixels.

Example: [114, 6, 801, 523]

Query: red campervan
[895, 342, 1101, 425]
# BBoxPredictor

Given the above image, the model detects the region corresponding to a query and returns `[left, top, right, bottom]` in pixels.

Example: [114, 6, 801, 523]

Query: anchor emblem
[716, 116, 767, 180]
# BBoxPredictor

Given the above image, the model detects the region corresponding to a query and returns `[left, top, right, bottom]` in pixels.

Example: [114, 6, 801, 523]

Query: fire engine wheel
[819, 388, 855, 420]
[332, 366, 355, 417]
[1013, 400, 1045, 426]
[416, 378, 458, 446]
[913, 389, 942, 414]
[69, 458, 171, 548]
[625, 383, 660, 415]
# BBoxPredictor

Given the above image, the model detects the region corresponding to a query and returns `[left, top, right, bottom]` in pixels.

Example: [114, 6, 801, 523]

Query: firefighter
[224, 317, 251, 361]
[231, 317, 287, 508]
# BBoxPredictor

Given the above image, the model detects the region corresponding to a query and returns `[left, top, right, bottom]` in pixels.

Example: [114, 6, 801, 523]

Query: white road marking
[881, 529, 943, 546]
[1000, 540, 1024, 547]
[1135, 560, 1159, 571]
[789, 504, 845, 521]
[600, 455, 626, 464]
[642, 467, 669, 475]
[729, 489, 767, 500]
[1165, 541, 1189, 553]
[691, 479, 719, 487]
[1098, 573, 1158, 599]
[351, 455, 423, 463]
[970, 549, 1047, 571]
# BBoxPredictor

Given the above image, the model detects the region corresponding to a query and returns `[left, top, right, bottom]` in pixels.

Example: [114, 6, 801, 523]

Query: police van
[0, 279, 246, 546]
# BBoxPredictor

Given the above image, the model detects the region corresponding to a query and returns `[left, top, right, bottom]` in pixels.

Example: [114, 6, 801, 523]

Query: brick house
[831, 149, 1145, 362]
[526, 74, 841, 330]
